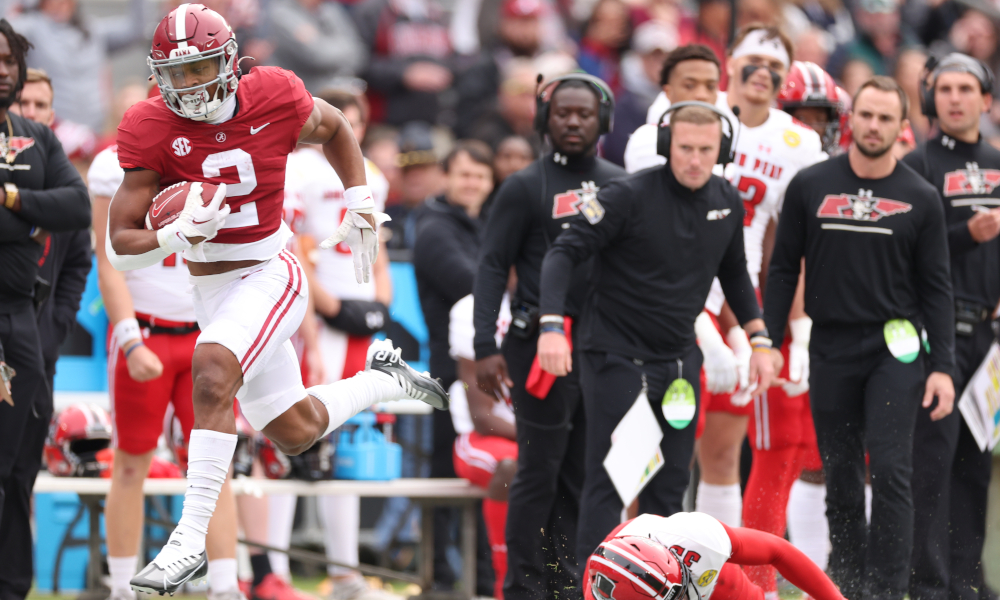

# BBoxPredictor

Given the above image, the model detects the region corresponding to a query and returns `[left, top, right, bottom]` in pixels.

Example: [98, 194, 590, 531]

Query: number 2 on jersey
[202, 149, 259, 229]
[736, 176, 767, 227]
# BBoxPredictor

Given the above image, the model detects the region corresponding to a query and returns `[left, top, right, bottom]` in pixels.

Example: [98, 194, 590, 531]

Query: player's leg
[206, 480, 240, 598]
[107, 333, 180, 598]
[696, 409, 749, 526]
[787, 404, 830, 574]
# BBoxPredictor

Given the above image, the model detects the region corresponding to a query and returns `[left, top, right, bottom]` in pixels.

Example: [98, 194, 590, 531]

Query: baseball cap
[503, 0, 543, 18]
[632, 21, 678, 55]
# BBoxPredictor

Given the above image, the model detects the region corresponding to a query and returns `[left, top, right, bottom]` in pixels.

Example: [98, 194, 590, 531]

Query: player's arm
[93, 191, 164, 382]
[721, 523, 845, 600]
[460, 358, 516, 440]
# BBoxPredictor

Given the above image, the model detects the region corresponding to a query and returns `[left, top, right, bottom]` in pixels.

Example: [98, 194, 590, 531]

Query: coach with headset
[904, 53, 998, 600]
[473, 73, 624, 600]
[536, 102, 774, 570]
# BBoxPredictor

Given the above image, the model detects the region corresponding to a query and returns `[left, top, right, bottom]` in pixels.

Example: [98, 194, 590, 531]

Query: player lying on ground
[584, 512, 846, 600]
[105, 4, 449, 594]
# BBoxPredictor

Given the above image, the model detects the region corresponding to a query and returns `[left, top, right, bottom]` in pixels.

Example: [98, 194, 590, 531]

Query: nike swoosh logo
[191, 218, 213, 225]
[151, 190, 184, 218]
[250, 123, 270, 135]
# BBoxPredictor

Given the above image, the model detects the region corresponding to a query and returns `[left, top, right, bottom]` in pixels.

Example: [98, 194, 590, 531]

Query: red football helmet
[778, 61, 843, 154]
[836, 86, 853, 154]
[585, 536, 690, 600]
[257, 434, 291, 479]
[44, 404, 114, 477]
[148, 3, 239, 121]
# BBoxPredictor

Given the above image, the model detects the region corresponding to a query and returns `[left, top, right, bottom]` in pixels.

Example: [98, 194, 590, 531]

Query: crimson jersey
[116, 67, 315, 262]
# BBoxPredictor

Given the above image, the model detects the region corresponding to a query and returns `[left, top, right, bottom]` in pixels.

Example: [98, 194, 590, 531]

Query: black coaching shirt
[473, 152, 625, 359]
[902, 134, 1000, 310]
[538, 165, 760, 362]
[763, 153, 955, 374]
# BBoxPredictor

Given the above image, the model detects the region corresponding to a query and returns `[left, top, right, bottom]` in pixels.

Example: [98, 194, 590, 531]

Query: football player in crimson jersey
[583, 513, 845, 600]
[106, 4, 449, 593]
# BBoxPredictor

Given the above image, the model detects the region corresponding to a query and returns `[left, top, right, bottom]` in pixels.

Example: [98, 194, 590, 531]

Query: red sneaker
[239, 579, 253, 599]
[252, 574, 317, 600]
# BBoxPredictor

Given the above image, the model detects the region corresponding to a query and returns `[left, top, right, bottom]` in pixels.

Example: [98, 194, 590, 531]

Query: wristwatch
[4, 183, 17, 210]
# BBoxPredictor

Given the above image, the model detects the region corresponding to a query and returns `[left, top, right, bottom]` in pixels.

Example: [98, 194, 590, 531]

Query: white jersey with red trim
[89, 146, 196, 323]
[448, 294, 514, 435]
[288, 147, 389, 301]
[705, 95, 825, 314]
[616, 513, 733, 600]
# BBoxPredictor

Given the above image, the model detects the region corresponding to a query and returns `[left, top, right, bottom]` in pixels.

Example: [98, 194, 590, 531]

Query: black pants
[910, 320, 994, 600]
[0, 308, 52, 600]
[575, 346, 702, 576]
[810, 323, 925, 600]
[502, 332, 586, 600]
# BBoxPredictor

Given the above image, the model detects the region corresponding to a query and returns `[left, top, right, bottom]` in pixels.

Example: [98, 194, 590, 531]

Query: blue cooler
[335, 412, 402, 480]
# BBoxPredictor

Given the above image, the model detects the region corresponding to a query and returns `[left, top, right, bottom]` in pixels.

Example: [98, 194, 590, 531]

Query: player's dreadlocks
[0, 19, 32, 99]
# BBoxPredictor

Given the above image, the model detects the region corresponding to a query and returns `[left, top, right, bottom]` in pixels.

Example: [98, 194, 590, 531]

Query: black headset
[920, 53, 995, 119]
[534, 73, 616, 137]
[656, 101, 736, 165]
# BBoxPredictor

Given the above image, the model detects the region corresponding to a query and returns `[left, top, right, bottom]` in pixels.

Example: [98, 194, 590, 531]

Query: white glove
[784, 316, 812, 397]
[157, 182, 230, 253]
[695, 312, 738, 393]
[321, 210, 391, 283]
[727, 326, 754, 407]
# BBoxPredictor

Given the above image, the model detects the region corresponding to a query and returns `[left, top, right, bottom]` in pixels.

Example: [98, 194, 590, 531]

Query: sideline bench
[33, 476, 486, 600]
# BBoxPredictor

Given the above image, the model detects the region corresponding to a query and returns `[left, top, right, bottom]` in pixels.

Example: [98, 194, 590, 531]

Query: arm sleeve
[413, 216, 478, 306]
[52, 230, 93, 334]
[538, 180, 632, 317]
[0, 209, 31, 242]
[16, 130, 91, 232]
[473, 177, 533, 359]
[716, 188, 761, 325]
[915, 192, 956, 374]
[722, 524, 845, 600]
[763, 174, 808, 349]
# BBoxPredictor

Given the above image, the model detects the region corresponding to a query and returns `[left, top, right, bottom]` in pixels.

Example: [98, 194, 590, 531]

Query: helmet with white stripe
[585, 536, 690, 600]
[777, 61, 844, 154]
[148, 3, 239, 121]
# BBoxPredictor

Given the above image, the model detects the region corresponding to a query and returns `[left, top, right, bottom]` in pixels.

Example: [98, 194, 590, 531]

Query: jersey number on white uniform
[735, 176, 767, 227]
[668, 545, 703, 568]
[202, 149, 259, 229]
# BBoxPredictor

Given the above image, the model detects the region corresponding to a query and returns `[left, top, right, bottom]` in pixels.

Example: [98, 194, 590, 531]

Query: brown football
[145, 181, 221, 230]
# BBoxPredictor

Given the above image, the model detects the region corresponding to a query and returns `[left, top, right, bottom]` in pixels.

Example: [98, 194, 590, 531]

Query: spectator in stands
[793, 26, 833, 68]
[8, 67, 91, 391]
[577, 0, 632, 93]
[826, 0, 919, 80]
[462, 57, 541, 150]
[492, 135, 534, 186]
[12, 0, 145, 134]
[840, 58, 874, 96]
[678, 0, 730, 86]
[353, 0, 455, 126]
[267, 0, 368, 93]
[783, 0, 854, 46]
[413, 140, 496, 596]
[603, 21, 676, 166]
[364, 129, 403, 206]
[895, 48, 930, 140]
[385, 122, 444, 250]
[450, 0, 568, 56]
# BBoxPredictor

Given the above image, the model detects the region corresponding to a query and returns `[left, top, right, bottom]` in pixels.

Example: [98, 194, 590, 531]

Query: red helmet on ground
[44, 404, 114, 477]
[778, 61, 843, 154]
[257, 433, 291, 479]
[148, 3, 239, 121]
[585, 536, 690, 600]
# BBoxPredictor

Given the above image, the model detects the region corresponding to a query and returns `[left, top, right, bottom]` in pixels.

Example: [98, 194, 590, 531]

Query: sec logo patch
[698, 570, 718, 587]
[783, 130, 801, 147]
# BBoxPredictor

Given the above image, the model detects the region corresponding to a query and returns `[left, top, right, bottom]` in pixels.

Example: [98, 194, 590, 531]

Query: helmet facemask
[149, 37, 239, 121]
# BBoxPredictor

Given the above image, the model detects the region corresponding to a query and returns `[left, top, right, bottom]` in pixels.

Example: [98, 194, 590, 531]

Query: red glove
[526, 317, 573, 399]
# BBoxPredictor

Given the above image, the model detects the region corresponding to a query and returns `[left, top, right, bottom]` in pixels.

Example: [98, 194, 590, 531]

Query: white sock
[108, 555, 137, 594]
[208, 558, 239, 593]
[319, 494, 361, 577]
[695, 481, 742, 526]
[170, 430, 237, 556]
[787, 480, 830, 571]
[309, 371, 403, 437]
[267, 492, 297, 580]
[865, 483, 872, 524]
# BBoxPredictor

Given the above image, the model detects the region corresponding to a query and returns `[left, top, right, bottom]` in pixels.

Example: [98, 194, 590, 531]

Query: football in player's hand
[145, 181, 221, 231]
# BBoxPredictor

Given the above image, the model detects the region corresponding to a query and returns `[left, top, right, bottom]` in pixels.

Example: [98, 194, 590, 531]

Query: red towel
[526, 317, 573, 399]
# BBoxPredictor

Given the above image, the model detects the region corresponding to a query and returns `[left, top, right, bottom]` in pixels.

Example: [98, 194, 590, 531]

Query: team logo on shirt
[782, 130, 801, 148]
[816, 189, 912, 222]
[0, 133, 34, 164]
[943, 162, 1000, 196]
[553, 181, 604, 224]
[698, 570, 718, 586]
[172, 137, 192, 157]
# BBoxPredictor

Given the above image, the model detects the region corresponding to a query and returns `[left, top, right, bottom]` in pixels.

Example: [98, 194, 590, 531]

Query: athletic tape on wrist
[114, 318, 142, 346]
[344, 186, 375, 214]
